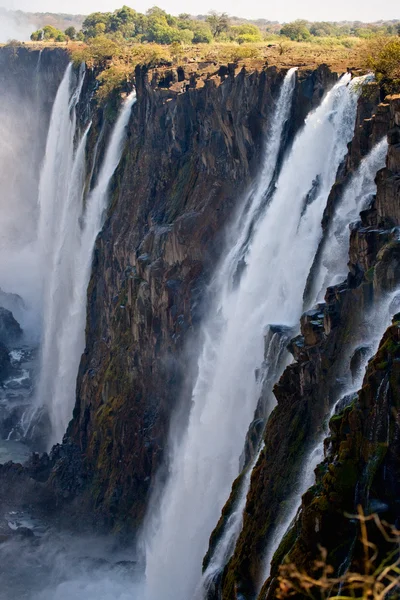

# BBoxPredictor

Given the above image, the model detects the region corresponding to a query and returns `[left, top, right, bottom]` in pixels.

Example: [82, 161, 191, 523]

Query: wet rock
[14, 526, 34, 538]
[0, 342, 11, 383]
[350, 345, 371, 382]
[0, 307, 22, 347]
[0, 287, 25, 321]
[300, 308, 325, 346]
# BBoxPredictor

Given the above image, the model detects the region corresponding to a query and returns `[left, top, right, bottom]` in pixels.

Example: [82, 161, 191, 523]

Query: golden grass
[277, 507, 400, 600]
[0, 36, 386, 101]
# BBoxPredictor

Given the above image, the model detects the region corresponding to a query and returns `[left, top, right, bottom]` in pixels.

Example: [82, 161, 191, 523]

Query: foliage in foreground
[277, 508, 400, 599]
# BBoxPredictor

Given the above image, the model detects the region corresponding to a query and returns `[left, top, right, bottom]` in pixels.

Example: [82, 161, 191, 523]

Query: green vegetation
[30, 24, 67, 42]
[367, 37, 400, 94]
[29, 6, 400, 47]
[25, 6, 400, 102]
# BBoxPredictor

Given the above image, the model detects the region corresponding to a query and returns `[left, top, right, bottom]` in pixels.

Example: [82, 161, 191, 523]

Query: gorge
[0, 43, 400, 600]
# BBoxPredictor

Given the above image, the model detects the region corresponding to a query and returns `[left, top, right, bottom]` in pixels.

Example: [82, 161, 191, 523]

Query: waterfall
[258, 139, 389, 588]
[308, 137, 388, 306]
[46, 89, 136, 445]
[144, 73, 364, 600]
[259, 288, 399, 588]
[31, 60, 136, 446]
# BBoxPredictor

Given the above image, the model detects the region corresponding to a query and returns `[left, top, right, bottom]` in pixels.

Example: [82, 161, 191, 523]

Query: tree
[230, 23, 262, 43]
[309, 21, 337, 37]
[64, 26, 76, 40]
[30, 25, 65, 41]
[108, 5, 136, 33]
[206, 11, 230, 38]
[82, 12, 112, 38]
[367, 37, 400, 94]
[191, 22, 213, 44]
[30, 29, 43, 41]
[280, 20, 311, 41]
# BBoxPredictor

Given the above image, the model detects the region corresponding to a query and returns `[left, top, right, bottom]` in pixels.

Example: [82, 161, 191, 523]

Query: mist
[0, 9, 34, 43]
[0, 529, 144, 600]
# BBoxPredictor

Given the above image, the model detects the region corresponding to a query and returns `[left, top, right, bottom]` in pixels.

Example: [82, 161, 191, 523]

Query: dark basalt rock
[213, 95, 400, 600]
[0, 307, 22, 347]
[0, 342, 11, 383]
[56, 63, 338, 535]
[349, 345, 371, 382]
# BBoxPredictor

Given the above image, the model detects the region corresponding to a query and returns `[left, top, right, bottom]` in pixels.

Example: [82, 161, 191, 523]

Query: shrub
[367, 37, 400, 94]
[277, 509, 400, 600]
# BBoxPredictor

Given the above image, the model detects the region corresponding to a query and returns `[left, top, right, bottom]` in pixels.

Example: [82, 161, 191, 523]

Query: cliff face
[4, 47, 399, 599]
[209, 94, 400, 600]
[0, 46, 69, 109]
[258, 95, 400, 597]
[63, 64, 337, 532]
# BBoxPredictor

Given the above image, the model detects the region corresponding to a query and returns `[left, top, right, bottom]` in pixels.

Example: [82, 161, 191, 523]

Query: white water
[144, 73, 364, 600]
[259, 287, 398, 588]
[46, 89, 136, 445]
[31, 61, 136, 445]
[197, 447, 262, 600]
[310, 137, 388, 305]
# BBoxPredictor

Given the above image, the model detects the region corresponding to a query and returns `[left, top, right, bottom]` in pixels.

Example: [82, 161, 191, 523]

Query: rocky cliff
[203, 93, 400, 600]
[258, 94, 400, 599]
[62, 63, 338, 533]
[2, 46, 400, 599]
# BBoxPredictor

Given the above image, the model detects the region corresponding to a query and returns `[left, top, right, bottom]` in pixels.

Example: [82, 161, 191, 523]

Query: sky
[1, 0, 399, 22]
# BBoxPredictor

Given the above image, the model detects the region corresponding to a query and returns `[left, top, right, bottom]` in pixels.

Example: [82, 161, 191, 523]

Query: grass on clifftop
[4, 33, 400, 101]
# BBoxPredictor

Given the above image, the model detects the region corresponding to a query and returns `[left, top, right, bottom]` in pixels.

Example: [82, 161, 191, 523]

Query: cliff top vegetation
[2, 5, 399, 101]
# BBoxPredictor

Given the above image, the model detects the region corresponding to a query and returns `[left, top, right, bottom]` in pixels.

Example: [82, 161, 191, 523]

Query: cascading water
[30, 63, 87, 442]
[257, 138, 390, 587]
[197, 325, 293, 599]
[28, 61, 136, 446]
[46, 89, 136, 446]
[258, 288, 399, 588]
[144, 73, 365, 600]
[308, 137, 388, 306]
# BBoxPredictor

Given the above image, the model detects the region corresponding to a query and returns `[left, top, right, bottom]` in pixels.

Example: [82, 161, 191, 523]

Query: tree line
[30, 6, 400, 45]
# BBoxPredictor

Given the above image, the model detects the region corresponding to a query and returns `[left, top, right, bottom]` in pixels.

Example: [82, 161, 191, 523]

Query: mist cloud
[0, 9, 34, 42]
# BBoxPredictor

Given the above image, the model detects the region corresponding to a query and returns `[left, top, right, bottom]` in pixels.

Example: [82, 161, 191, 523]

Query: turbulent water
[0, 58, 393, 600]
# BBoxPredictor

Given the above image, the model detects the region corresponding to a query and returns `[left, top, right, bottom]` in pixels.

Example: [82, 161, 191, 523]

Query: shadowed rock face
[60, 64, 337, 533]
[250, 95, 400, 600]
[0, 307, 22, 347]
[0, 343, 11, 383]
[207, 95, 400, 600]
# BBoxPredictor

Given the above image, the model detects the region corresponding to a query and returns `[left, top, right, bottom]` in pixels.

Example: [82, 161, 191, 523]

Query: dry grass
[0, 37, 380, 101]
[277, 507, 400, 600]
[2, 36, 370, 73]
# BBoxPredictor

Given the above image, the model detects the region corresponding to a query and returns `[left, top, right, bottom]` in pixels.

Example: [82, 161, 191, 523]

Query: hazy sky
[1, 0, 399, 21]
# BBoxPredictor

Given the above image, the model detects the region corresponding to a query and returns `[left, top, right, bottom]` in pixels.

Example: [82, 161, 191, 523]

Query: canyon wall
[2, 46, 400, 598]
[65, 63, 337, 532]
